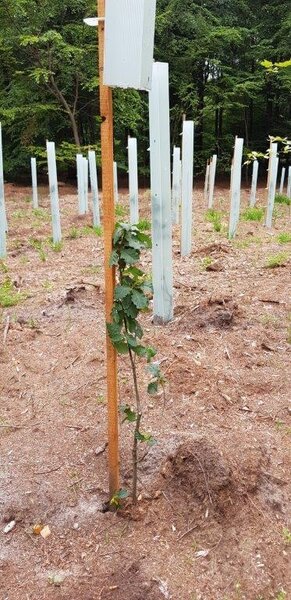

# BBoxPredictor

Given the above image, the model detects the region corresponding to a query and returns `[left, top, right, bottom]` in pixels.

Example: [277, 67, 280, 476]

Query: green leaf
[133, 345, 148, 357]
[122, 295, 139, 318]
[107, 322, 123, 342]
[114, 285, 131, 300]
[260, 59, 273, 69]
[126, 317, 143, 339]
[126, 266, 144, 278]
[140, 280, 153, 294]
[131, 289, 149, 309]
[135, 431, 156, 445]
[114, 340, 129, 354]
[145, 347, 156, 362]
[148, 363, 161, 378]
[109, 250, 119, 266]
[120, 247, 140, 264]
[111, 305, 123, 325]
[110, 488, 129, 507]
[126, 334, 139, 348]
[147, 381, 158, 395]
[120, 405, 137, 422]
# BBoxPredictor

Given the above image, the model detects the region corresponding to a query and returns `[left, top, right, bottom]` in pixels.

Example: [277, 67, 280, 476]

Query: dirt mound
[163, 438, 231, 506]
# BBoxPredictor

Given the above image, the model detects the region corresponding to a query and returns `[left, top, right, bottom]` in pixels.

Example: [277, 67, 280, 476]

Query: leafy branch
[107, 222, 165, 505]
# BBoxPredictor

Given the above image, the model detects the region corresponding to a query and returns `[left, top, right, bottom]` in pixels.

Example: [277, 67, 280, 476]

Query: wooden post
[279, 167, 285, 195]
[287, 166, 291, 199]
[249, 159, 259, 207]
[208, 154, 217, 209]
[181, 120, 194, 256]
[98, 0, 119, 497]
[0, 122, 7, 258]
[203, 159, 210, 204]
[128, 137, 139, 224]
[76, 154, 85, 214]
[228, 137, 244, 239]
[113, 161, 118, 204]
[172, 146, 181, 224]
[46, 141, 62, 243]
[149, 61, 173, 323]
[265, 144, 278, 228]
[88, 150, 101, 226]
[31, 157, 38, 209]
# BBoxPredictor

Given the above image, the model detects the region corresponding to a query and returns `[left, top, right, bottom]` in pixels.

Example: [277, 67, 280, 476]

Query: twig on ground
[33, 465, 62, 475]
[3, 316, 10, 344]
[177, 524, 199, 541]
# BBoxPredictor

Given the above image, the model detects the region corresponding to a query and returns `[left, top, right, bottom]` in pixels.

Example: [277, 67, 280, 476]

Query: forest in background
[0, 0, 290, 180]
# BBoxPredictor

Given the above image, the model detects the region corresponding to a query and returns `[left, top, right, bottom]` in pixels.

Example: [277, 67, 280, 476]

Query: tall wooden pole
[98, 0, 119, 497]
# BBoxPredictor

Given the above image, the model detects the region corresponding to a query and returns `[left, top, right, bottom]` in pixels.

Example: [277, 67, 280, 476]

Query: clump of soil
[165, 438, 231, 504]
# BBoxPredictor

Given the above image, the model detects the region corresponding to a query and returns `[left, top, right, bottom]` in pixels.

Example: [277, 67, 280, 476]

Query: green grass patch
[205, 209, 222, 232]
[242, 206, 264, 221]
[29, 237, 47, 262]
[275, 193, 290, 206]
[277, 232, 291, 244]
[138, 219, 151, 231]
[266, 252, 289, 268]
[200, 256, 213, 270]
[0, 278, 27, 308]
[81, 225, 103, 237]
[0, 260, 9, 274]
[11, 209, 28, 219]
[115, 203, 127, 217]
[49, 240, 63, 252]
[68, 226, 80, 239]
[32, 208, 49, 220]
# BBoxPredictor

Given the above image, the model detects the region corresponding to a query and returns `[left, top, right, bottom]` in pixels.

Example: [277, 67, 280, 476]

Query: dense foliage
[0, 0, 290, 177]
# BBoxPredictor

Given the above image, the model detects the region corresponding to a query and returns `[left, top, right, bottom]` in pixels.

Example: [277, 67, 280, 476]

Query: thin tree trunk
[48, 76, 81, 148]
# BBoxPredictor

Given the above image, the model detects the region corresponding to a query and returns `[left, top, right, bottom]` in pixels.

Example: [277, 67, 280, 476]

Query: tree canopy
[0, 0, 290, 177]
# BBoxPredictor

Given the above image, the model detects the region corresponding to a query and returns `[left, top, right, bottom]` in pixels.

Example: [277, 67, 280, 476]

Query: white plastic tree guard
[208, 154, 217, 209]
[0, 122, 7, 257]
[172, 146, 181, 224]
[113, 161, 118, 204]
[265, 143, 278, 229]
[203, 160, 210, 203]
[83, 157, 89, 213]
[287, 166, 291, 199]
[76, 154, 85, 215]
[104, 0, 157, 91]
[88, 150, 100, 226]
[279, 167, 286, 194]
[149, 62, 173, 323]
[181, 120, 194, 257]
[31, 158, 38, 209]
[46, 141, 61, 243]
[128, 137, 139, 224]
[228, 137, 244, 239]
[249, 159, 259, 207]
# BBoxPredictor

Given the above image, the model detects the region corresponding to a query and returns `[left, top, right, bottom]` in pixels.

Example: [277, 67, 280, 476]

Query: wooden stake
[98, 0, 119, 497]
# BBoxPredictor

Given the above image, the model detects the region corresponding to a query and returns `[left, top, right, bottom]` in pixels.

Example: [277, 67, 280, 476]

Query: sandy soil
[0, 182, 290, 600]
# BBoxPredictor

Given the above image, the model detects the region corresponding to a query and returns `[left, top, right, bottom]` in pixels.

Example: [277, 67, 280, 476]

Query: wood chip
[40, 525, 51, 539]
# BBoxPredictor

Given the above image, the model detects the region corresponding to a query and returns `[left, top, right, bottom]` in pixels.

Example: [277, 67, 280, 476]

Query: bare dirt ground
[0, 182, 290, 600]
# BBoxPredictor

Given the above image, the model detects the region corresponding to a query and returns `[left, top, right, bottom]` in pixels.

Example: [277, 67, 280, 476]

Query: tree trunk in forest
[48, 76, 81, 148]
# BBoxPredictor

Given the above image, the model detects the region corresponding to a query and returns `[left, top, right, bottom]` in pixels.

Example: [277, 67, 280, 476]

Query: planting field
[0, 184, 290, 600]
